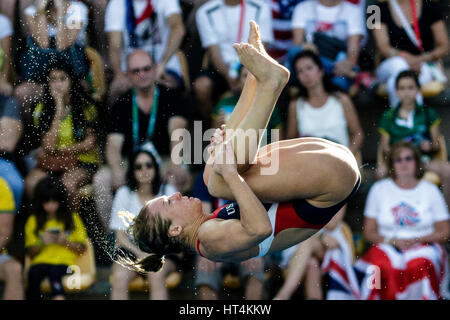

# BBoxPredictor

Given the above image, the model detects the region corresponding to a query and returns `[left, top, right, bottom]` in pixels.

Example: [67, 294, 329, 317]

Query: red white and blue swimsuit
[197, 178, 360, 257]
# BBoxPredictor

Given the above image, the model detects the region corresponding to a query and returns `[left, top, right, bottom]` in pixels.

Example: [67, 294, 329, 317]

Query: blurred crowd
[0, 0, 449, 300]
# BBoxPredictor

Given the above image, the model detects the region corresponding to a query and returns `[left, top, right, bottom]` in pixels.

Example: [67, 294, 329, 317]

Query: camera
[48, 228, 61, 235]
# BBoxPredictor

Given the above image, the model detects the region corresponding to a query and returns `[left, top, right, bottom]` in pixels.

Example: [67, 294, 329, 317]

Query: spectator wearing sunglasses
[105, 0, 186, 105]
[93, 49, 190, 231]
[355, 141, 449, 300]
[109, 145, 178, 300]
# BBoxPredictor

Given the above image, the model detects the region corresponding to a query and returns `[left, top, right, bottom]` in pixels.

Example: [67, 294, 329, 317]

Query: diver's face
[146, 192, 203, 225]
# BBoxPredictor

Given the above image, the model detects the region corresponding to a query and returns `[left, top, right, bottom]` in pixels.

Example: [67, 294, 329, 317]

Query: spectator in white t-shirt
[358, 141, 450, 300]
[110, 146, 179, 300]
[193, 0, 273, 127]
[15, 0, 89, 123]
[288, 0, 365, 91]
[0, 13, 13, 97]
[105, 0, 186, 104]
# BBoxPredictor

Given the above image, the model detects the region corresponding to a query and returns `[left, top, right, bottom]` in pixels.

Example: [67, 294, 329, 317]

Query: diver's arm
[205, 143, 272, 251]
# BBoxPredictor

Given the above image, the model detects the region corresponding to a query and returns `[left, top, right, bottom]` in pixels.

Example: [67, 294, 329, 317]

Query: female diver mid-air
[119, 21, 360, 273]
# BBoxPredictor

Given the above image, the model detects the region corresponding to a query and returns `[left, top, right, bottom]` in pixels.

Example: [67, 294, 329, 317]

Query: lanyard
[136, 0, 154, 25]
[391, 0, 423, 51]
[237, 0, 245, 43]
[132, 86, 159, 147]
[222, 0, 246, 43]
[127, 0, 156, 49]
[409, 0, 423, 51]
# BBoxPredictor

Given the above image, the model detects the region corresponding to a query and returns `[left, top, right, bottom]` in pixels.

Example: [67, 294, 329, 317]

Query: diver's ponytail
[114, 249, 165, 273]
[134, 253, 165, 273]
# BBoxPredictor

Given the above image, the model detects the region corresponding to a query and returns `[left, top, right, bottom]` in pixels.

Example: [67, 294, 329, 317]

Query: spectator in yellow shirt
[0, 177, 24, 299]
[25, 176, 87, 300]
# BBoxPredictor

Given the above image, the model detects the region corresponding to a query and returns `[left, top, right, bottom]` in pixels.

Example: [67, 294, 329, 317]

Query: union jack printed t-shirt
[364, 178, 449, 240]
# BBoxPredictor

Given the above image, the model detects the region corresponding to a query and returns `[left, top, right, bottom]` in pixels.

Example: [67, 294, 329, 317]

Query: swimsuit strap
[196, 208, 222, 257]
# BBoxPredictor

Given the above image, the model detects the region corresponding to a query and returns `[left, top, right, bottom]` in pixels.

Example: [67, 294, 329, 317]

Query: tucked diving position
[120, 21, 360, 272]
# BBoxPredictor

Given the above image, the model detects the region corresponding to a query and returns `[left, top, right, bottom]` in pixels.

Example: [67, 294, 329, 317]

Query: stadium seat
[24, 238, 97, 293]
[423, 135, 448, 186]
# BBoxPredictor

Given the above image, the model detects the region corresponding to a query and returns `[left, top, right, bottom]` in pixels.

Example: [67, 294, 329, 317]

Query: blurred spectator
[105, 0, 186, 104]
[0, 177, 24, 300]
[194, 0, 273, 127]
[9, 0, 34, 37]
[272, 200, 357, 299]
[289, 0, 365, 91]
[357, 141, 450, 300]
[15, 0, 90, 122]
[373, 0, 449, 107]
[212, 65, 283, 143]
[192, 174, 266, 300]
[376, 70, 450, 207]
[195, 256, 266, 299]
[93, 49, 190, 231]
[23, 59, 101, 208]
[0, 12, 13, 97]
[0, 96, 24, 300]
[0, 1, 17, 35]
[25, 176, 88, 300]
[278, 49, 362, 300]
[1, 90, 24, 216]
[0, 20, 24, 297]
[79, 0, 109, 59]
[110, 145, 179, 300]
[264, 0, 305, 63]
[286, 50, 364, 155]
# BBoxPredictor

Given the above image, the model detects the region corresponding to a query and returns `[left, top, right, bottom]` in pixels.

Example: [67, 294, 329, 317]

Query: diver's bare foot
[248, 20, 266, 55]
[233, 43, 289, 89]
